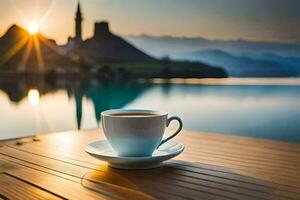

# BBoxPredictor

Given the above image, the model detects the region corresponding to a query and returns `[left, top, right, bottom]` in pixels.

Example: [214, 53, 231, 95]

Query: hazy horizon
[0, 0, 300, 44]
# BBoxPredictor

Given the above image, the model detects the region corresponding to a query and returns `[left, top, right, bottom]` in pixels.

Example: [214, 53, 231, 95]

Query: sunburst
[0, 0, 59, 70]
[28, 22, 40, 35]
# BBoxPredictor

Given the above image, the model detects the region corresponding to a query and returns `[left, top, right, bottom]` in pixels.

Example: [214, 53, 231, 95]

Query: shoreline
[141, 77, 300, 85]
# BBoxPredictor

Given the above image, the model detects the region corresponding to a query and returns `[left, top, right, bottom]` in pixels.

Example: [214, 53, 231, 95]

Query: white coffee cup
[101, 109, 183, 157]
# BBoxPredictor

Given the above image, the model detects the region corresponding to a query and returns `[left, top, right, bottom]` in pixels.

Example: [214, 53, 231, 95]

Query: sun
[28, 22, 40, 35]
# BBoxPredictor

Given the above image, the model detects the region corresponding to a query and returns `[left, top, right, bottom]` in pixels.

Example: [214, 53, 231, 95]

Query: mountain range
[124, 35, 300, 58]
[124, 35, 300, 77]
[173, 49, 299, 77]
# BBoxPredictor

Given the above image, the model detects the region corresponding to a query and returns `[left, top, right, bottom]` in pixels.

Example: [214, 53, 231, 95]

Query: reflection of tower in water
[72, 81, 152, 130]
[75, 90, 83, 129]
[0, 79, 152, 131]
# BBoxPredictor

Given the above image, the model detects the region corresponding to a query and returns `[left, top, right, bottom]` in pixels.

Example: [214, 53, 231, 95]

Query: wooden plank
[0, 146, 298, 200]
[0, 156, 156, 200]
[179, 135, 300, 159]
[5, 134, 300, 196]
[0, 154, 161, 200]
[0, 173, 63, 200]
[1, 129, 300, 200]
[29, 129, 300, 163]
[0, 147, 262, 200]
[14, 136, 300, 180]
[2, 145, 278, 196]
[7, 137, 300, 191]
[39, 129, 300, 154]
[11, 130, 300, 172]
[168, 161, 300, 199]
[181, 130, 300, 153]
[176, 154, 300, 190]
[2, 150, 223, 199]
[0, 154, 160, 200]
[9, 142, 102, 166]
[6, 143, 275, 191]
[0, 156, 183, 200]
[182, 142, 300, 168]
[1, 145, 276, 196]
[3, 143, 276, 189]
[181, 150, 298, 176]
[3, 170, 105, 200]
[179, 135, 300, 160]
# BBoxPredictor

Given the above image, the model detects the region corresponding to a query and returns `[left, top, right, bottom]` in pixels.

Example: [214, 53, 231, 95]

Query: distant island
[0, 2, 227, 80]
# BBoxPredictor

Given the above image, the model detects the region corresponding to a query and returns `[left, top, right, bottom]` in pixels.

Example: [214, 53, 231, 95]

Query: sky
[0, 0, 299, 44]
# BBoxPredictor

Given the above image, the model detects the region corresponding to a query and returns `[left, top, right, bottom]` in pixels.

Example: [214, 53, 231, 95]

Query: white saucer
[85, 140, 184, 169]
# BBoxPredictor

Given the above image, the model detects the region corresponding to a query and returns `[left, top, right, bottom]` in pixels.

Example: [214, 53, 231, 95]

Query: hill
[73, 22, 153, 63]
[0, 25, 73, 73]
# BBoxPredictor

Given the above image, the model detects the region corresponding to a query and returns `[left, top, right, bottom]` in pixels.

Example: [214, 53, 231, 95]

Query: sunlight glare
[28, 89, 40, 105]
[28, 22, 39, 34]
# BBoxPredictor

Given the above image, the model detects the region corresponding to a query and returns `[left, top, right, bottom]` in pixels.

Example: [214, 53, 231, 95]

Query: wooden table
[0, 129, 299, 200]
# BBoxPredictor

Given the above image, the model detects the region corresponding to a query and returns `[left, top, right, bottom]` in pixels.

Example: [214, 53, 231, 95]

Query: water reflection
[68, 80, 151, 129]
[0, 78, 300, 142]
[28, 89, 40, 105]
[125, 83, 300, 142]
[0, 78, 151, 139]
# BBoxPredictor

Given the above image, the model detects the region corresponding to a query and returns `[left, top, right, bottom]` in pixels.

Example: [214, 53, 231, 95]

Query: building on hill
[63, 1, 153, 63]
[80, 21, 153, 62]
[64, 1, 83, 51]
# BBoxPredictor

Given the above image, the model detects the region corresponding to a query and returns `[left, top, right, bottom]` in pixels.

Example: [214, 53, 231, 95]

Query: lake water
[1, 78, 300, 143]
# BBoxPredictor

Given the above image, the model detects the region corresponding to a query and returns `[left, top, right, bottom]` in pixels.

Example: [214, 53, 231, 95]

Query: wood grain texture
[0, 173, 63, 200]
[0, 129, 300, 200]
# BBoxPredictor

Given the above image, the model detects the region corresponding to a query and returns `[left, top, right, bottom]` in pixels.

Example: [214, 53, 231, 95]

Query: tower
[94, 21, 110, 37]
[75, 1, 83, 42]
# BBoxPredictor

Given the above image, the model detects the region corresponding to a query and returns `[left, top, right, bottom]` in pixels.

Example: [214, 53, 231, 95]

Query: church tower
[75, 1, 83, 42]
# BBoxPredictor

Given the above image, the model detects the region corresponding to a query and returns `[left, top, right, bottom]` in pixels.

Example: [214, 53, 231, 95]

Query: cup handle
[157, 116, 183, 148]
